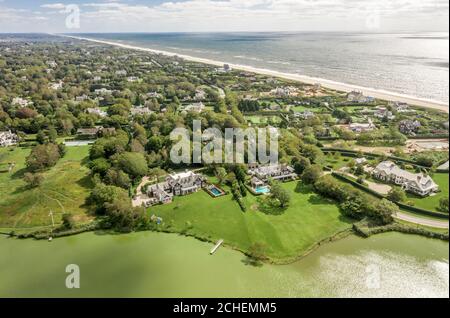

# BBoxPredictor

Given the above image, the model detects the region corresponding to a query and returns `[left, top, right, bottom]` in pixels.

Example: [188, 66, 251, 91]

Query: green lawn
[292, 105, 321, 112]
[0, 146, 94, 228]
[150, 182, 352, 261]
[324, 154, 353, 170]
[406, 173, 449, 212]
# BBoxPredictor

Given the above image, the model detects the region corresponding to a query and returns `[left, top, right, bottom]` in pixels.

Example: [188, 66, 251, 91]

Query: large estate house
[0, 130, 19, 147]
[146, 171, 206, 205]
[248, 164, 297, 183]
[76, 126, 115, 139]
[182, 102, 205, 113]
[347, 91, 374, 104]
[373, 161, 439, 196]
[12, 97, 32, 108]
[86, 107, 108, 118]
[131, 106, 153, 116]
[349, 119, 376, 133]
[374, 106, 395, 120]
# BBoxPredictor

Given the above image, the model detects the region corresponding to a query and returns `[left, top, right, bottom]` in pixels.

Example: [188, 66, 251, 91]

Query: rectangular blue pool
[210, 187, 223, 197]
[255, 186, 270, 194]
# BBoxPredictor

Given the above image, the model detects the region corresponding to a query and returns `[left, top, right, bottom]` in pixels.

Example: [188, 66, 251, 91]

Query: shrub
[439, 197, 449, 213]
[61, 213, 76, 229]
[23, 172, 44, 188]
[301, 164, 323, 185]
[26, 143, 61, 172]
[387, 187, 407, 203]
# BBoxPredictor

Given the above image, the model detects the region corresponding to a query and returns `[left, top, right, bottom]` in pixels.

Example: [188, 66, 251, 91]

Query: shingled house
[146, 171, 206, 205]
[373, 161, 439, 196]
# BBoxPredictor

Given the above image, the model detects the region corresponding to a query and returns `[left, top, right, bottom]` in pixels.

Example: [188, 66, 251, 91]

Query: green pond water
[0, 231, 448, 298]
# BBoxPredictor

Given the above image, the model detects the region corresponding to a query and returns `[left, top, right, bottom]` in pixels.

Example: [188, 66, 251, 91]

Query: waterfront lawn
[151, 181, 352, 261]
[406, 173, 449, 212]
[0, 146, 94, 228]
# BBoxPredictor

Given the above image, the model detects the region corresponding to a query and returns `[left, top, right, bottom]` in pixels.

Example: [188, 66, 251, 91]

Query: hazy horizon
[0, 0, 448, 33]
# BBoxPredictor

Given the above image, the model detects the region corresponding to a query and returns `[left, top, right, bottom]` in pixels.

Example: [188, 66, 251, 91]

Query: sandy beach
[60, 34, 449, 114]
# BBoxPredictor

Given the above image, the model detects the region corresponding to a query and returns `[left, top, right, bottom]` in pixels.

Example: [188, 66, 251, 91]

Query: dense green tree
[105, 168, 131, 189]
[26, 143, 61, 171]
[117, 152, 148, 178]
[214, 99, 227, 114]
[387, 187, 407, 203]
[89, 158, 111, 176]
[439, 197, 449, 213]
[292, 156, 311, 175]
[271, 182, 291, 208]
[300, 164, 323, 185]
[371, 199, 397, 224]
[215, 167, 227, 185]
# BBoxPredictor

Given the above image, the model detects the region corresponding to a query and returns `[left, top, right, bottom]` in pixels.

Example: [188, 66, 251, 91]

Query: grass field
[150, 181, 352, 261]
[0, 146, 94, 228]
[324, 154, 353, 170]
[406, 173, 449, 212]
[292, 105, 321, 112]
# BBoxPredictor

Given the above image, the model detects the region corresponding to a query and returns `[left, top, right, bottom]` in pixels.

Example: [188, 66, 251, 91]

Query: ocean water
[76, 32, 449, 104]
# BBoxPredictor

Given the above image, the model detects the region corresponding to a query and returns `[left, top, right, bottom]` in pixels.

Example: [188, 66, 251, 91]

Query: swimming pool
[210, 186, 224, 197]
[255, 186, 270, 194]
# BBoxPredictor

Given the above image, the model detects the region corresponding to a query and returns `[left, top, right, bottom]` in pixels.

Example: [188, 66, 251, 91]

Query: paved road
[336, 171, 449, 229]
[437, 160, 449, 170]
[395, 212, 449, 229]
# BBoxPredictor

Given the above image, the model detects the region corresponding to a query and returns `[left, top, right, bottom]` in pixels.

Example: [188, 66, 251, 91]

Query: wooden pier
[210, 239, 224, 255]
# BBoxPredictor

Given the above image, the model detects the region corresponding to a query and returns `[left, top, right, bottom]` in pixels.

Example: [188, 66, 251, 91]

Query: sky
[0, 0, 449, 33]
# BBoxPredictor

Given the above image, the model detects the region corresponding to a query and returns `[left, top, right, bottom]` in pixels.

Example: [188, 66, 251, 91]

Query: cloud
[41, 3, 67, 10]
[1, 0, 449, 32]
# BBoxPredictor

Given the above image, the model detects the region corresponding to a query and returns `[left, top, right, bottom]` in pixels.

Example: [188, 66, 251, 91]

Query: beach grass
[0, 146, 94, 228]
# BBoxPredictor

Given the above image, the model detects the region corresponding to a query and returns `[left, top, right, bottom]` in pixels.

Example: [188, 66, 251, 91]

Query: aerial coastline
[60, 34, 449, 114]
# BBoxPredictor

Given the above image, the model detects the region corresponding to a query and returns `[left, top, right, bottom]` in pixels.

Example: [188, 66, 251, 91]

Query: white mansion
[248, 164, 297, 183]
[373, 161, 439, 197]
[0, 130, 19, 147]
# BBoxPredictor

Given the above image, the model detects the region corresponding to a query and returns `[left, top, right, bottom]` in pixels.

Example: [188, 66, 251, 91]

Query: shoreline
[58, 34, 449, 113]
[2, 223, 448, 265]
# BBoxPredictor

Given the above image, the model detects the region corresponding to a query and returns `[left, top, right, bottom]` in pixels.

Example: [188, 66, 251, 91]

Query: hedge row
[332, 172, 449, 220]
[14, 222, 99, 240]
[243, 111, 288, 116]
[353, 222, 448, 240]
[408, 134, 449, 139]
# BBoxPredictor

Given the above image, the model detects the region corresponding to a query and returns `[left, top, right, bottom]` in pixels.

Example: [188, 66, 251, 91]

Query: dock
[210, 239, 224, 255]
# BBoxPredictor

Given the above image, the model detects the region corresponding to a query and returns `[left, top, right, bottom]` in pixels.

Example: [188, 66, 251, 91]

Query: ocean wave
[233, 55, 264, 62]
[267, 60, 291, 65]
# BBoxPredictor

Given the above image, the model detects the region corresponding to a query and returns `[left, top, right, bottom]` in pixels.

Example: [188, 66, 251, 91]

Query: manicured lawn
[0, 146, 94, 228]
[406, 173, 449, 212]
[150, 181, 352, 261]
[292, 105, 321, 112]
[324, 154, 352, 170]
